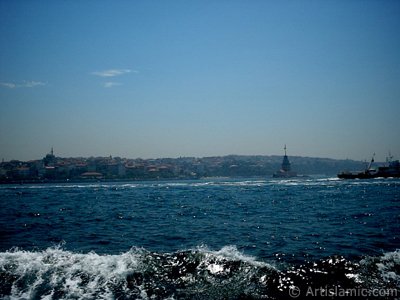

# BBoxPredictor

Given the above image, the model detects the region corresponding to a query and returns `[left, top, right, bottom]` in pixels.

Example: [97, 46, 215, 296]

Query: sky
[0, 0, 399, 162]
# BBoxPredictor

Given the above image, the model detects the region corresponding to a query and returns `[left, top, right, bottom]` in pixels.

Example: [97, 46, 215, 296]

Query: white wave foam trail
[378, 250, 400, 284]
[359, 249, 400, 290]
[0, 246, 142, 300]
[1, 246, 399, 299]
[197, 245, 270, 268]
[0, 245, 277, 299]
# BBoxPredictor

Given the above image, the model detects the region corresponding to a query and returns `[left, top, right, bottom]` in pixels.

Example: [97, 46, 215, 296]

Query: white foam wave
[196, 245, 270, 268]
[358, 249, 400, 290]
[374, 250, 400, 285]
[3, 177, 398, 191]
[1, 246, 399, 299]
[0, 246, 142, 299]
[1, 245, 268, 297]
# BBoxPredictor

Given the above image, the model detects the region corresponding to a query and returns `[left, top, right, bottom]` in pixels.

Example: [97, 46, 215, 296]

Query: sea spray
[1, 246, 399, 299]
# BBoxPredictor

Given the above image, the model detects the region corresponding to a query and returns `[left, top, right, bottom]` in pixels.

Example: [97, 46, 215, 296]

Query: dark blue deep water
[1, 177, 399, 299]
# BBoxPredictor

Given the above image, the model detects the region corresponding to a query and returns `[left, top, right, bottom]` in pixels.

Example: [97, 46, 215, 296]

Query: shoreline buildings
[0, 148, 368, 183]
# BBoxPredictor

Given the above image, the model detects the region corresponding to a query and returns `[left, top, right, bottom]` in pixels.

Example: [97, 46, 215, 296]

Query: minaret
[44, 147, 56, 166]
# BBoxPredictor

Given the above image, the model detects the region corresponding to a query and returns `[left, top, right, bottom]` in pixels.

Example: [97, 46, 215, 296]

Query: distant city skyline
[1, 1, 399, 162]
[0, 146, 390, 163]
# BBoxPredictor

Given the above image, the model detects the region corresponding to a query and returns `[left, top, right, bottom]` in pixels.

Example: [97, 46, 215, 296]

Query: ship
[338, 154, 400, 179]
[273, 145, 298, 178]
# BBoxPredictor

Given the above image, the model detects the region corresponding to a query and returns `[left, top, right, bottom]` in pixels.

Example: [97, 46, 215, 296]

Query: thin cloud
[92, 69, 134, 77]
[0, 81, 47, 89]
[0, 82, 16, 88]
[24, 81, 47, 88]
[104, 82, 122, 88]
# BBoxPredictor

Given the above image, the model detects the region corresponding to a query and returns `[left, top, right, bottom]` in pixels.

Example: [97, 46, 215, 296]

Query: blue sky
[1, 1, 399, 161]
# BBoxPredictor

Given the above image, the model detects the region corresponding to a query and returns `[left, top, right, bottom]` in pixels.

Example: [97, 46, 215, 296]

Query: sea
[0, 176, 399, 299]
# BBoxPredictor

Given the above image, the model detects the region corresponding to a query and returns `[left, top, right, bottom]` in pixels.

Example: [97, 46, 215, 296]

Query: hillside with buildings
[0, 149, 367, 183]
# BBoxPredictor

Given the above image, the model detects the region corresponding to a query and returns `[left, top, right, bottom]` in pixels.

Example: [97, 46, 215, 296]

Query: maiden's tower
[273, 145, 297, 178]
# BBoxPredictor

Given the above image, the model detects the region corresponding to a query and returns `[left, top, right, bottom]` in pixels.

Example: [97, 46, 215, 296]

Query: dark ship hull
[338, 171, 377, 179]
[338, 159, 400, 179]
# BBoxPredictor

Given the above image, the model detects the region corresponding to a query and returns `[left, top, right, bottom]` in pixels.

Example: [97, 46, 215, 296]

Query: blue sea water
[0, 177, 399, 299]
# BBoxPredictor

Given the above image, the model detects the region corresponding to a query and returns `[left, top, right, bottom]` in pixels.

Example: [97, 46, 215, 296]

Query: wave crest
[0, 246, 399, 299]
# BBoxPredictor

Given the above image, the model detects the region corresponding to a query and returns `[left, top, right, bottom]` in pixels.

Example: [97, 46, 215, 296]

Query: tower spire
[273, 144, 297, 177]
[281, 145, 291, 172]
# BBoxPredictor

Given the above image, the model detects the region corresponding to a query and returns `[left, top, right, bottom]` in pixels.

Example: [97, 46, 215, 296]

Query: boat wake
[0, 245, 399, 299]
